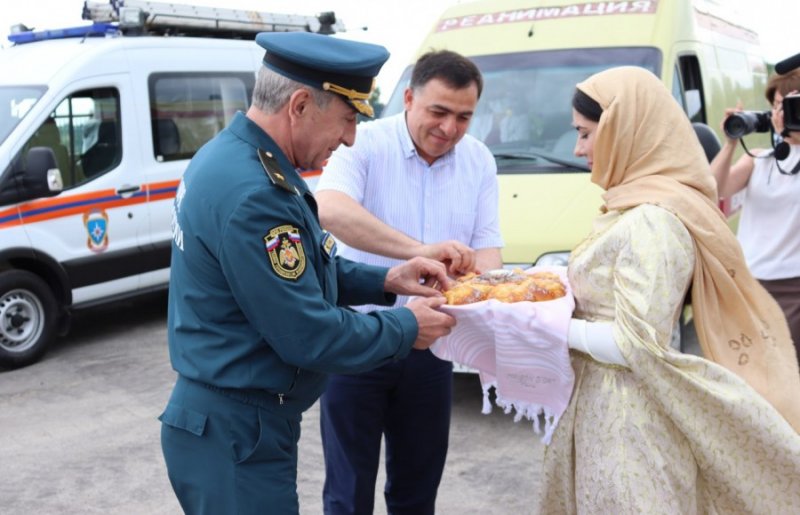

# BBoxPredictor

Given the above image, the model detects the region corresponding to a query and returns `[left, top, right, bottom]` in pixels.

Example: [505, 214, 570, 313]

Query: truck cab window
[23, 88, 122, 188]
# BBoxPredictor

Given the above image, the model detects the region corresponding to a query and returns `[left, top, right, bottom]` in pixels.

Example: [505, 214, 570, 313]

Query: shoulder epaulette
[258, 148, 299, 195]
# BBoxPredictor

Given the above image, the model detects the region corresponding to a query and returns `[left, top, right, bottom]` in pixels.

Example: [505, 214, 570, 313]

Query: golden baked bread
[444, 269, 566, 305]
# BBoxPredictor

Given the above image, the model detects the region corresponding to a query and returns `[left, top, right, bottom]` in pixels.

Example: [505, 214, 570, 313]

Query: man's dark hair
[572, 88, 603, 122]
[409, 50, 483, 98]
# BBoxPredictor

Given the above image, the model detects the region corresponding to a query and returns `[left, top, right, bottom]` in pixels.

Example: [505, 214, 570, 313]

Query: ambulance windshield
[382, 47, 662, 173]
[0, 86, 46, 146]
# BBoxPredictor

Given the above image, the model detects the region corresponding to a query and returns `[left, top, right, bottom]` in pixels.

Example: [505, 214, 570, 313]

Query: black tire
[0, 270, 59, 369]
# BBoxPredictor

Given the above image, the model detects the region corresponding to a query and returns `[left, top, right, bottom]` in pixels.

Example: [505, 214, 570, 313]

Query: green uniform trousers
[160, 375, 302, 514]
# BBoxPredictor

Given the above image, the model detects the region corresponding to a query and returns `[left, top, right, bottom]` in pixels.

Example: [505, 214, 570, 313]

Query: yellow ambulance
[382, 0, 770, 268]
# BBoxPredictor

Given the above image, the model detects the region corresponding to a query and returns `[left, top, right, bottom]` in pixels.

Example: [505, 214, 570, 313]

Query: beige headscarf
[577, 66, 800, 432]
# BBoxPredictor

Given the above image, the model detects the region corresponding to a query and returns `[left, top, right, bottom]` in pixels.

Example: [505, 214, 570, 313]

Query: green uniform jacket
[167, 112, 418, 413]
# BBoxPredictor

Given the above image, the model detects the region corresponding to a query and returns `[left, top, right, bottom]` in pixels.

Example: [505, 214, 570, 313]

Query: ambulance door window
[677, 55, 706, 123]
[149, 72, 253, 162]
[671, 65, 703, 121]
[672, 66, 686, 110]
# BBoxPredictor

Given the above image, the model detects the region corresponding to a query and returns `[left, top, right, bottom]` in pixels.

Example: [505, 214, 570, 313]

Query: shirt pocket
[158, 403, 207, 437]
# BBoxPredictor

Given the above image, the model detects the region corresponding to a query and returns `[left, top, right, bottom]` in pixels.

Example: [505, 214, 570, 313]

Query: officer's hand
[385, 257, 451, 297]
[406, 296, 455, 349]
[415, 240, 476, 276]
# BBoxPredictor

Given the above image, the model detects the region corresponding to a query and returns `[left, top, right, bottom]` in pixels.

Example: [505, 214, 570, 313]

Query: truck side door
[20, 76, 150, 305]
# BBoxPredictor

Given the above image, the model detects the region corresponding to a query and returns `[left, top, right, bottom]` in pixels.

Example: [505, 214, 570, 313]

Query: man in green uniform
[159, 31, 456, 514]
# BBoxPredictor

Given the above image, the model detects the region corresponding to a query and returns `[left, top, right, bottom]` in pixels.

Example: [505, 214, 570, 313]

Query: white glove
[567, 318, 627, 366]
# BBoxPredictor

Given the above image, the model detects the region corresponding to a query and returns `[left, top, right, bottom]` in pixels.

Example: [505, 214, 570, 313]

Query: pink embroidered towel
[431, 266, 575, 444]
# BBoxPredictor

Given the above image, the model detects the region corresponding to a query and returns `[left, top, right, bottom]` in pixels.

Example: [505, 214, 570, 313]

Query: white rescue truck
[0, 0, 342, 368]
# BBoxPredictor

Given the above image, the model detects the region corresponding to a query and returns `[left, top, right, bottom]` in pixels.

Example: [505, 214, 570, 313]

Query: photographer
[710, 69, 800, 359]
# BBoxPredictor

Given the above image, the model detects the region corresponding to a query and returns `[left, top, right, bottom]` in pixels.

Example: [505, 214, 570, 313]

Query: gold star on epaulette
[258, 148, 298, 195]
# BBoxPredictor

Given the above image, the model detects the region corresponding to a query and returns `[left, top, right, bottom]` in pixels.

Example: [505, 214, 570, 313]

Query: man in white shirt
[315, 50, 503, 515]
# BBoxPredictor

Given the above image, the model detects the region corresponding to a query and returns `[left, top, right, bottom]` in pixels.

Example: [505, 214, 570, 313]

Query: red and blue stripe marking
[0, 169, 320, 230]
[0, 180, 180, 230]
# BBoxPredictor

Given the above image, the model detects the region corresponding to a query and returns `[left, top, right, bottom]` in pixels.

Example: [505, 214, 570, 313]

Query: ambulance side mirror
[0, 146, 64, 206]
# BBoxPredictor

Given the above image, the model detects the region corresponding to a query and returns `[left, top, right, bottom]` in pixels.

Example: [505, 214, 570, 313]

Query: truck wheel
[0, 270, 58, 369]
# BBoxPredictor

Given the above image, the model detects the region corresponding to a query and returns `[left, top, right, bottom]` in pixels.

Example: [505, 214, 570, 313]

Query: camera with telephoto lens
[723, 110, 772, 139]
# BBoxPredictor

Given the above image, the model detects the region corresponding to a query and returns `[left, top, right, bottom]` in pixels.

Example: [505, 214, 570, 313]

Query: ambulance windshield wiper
[492, 149, 590, 171]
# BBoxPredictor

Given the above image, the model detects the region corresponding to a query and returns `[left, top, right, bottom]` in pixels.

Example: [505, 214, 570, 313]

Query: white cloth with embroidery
[431, 266, 575, 444]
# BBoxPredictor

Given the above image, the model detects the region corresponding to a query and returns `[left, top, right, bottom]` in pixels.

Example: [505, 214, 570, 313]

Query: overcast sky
[1, 0, 797, 98]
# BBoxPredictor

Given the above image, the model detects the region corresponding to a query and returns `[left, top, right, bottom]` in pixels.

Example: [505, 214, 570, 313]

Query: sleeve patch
[321, 231, 337, 261]
[265, 225, 306, 280]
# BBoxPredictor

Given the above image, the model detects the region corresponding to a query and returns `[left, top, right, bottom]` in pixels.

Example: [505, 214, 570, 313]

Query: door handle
[116, 185, 141, 197]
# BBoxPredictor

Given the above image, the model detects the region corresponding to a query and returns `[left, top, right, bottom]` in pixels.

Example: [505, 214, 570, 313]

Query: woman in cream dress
[534, 67, 800, 514]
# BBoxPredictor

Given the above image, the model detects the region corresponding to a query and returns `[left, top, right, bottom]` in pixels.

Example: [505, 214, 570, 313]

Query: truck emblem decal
[83, 209, 109, 253]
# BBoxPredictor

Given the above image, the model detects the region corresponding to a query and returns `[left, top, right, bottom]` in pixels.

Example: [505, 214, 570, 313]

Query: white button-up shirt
[737, 145, 800, 280]
[317, 112, 504, 310]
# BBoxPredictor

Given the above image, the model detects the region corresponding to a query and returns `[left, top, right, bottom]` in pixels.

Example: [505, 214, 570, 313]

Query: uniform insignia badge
[265, 224, 306, 280]
[258, 148, 299, 195]
[321, 231, 337, 260]
[83, 209, 109, 253]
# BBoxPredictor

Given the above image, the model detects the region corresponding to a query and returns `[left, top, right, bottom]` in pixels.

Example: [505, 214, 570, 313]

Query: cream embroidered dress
[533, 66, 800, 514]
[534, 204, 800, 514]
